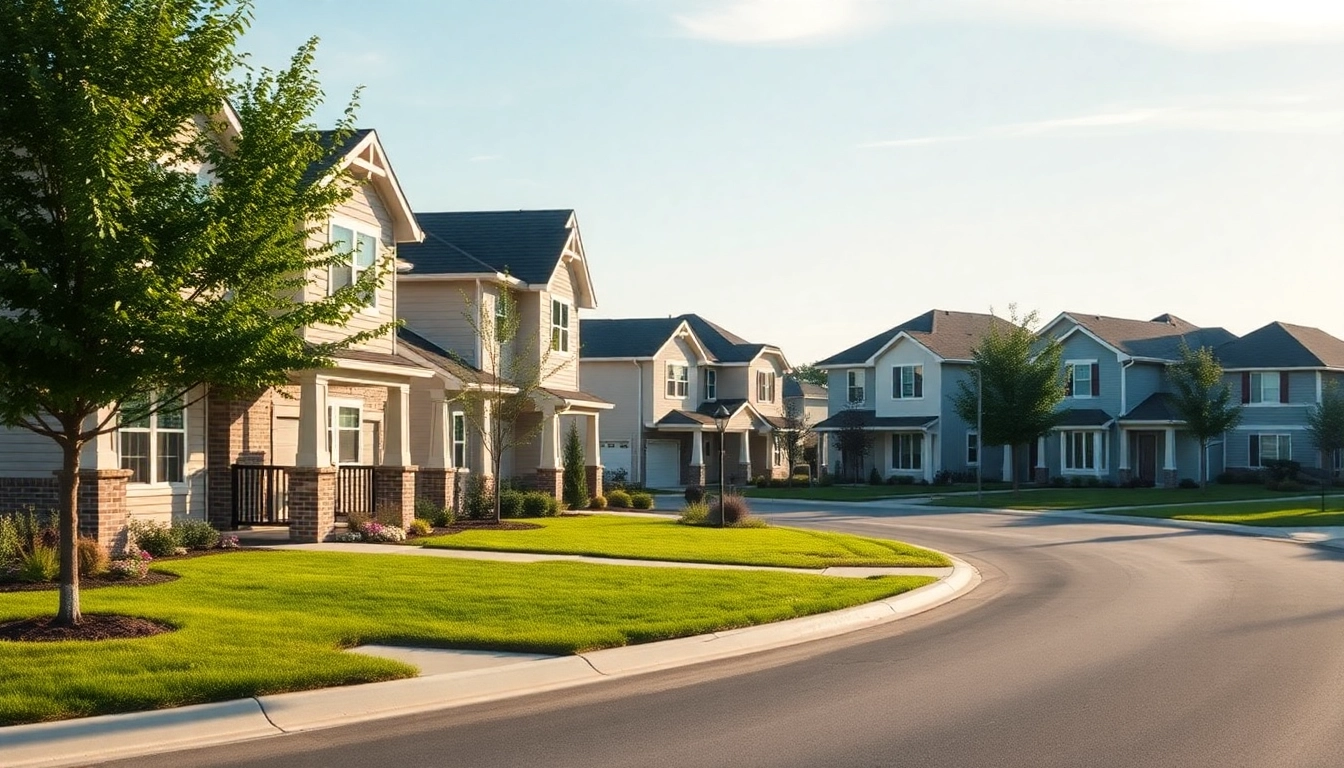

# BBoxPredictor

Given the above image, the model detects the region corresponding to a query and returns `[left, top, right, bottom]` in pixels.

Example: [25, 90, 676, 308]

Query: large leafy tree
[833, 402, 871, 483]
[772, 398, 814, 481]
[0, 0, 380, 626]
[1167, 344, 1242, 487]
[952, 308, 1065, 492]
[1305, 381, 1344, 511]
[789, 365, 829, 387]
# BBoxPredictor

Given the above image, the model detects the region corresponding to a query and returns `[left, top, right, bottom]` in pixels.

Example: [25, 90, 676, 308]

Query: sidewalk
[0, 544, 979, 768]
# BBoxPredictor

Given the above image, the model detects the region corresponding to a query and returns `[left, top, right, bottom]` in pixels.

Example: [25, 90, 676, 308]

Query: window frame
[665, 362, 689, 399]
[451, 412, 467, 469]
[550, 298, 571, 353]
[966, 430, 979, 466]
[118, 393, 187, 486]
[847, 370, 865, 404]
[892, 365, 924, 400]
[704, 368, 717, 401]
[1249, 372, 1282, 405]
[328, 221, 380, 314]
[891, 432, 924, 471]
[757, 370, 776, 403]
[327, 399, 363, 466]
[1061, 429, 1102, 473]
[1250, 433, 1292, 466]
[1065, 361, 1096, 400]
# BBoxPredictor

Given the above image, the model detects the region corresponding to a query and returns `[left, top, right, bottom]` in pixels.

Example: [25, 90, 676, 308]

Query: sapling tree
[1306, 381, 1344, 512]
[562, 421, 590, 510]
[1167, 343, 1242, 487]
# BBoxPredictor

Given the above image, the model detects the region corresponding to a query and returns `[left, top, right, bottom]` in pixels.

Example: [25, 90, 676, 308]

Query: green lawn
[1098, 498, 1344, 527]
[928, 485, 1343, 511]
[0, 551, 933, 725]
[741, 483, 1011, 502]
[422, 515, 951, 568]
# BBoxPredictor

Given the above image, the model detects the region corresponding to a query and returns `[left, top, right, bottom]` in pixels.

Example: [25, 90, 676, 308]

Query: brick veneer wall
[416, 468, 460, 515]
[0, 477, 61, 515]
[374, 466, 417, 529]
[0, 470, 132, 551]
[535, 468, 563, 499]
[287, 467, 336, 543]
[207, 391, 274, 529]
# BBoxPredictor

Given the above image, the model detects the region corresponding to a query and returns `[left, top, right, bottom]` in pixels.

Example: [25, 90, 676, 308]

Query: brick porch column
[585, 466, 603, 499]
[71, 469, 133, 552]
[416, 468, 458, 514]
[535, 468, 563, 498]
[287, 467, 336, 543]
[375, 465, 418, 528]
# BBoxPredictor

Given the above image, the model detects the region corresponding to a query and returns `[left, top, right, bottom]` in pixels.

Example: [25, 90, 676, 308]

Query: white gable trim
[332, 130, 423, 244]
[547, 217, 598, 310]
[651, 321, 713, 364]
[864, 331, 942, 366]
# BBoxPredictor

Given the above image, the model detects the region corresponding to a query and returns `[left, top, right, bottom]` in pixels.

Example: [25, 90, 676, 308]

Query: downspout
[632, 359, 643, 485]
[1120, 358, 1135, 477]
[473, 278, 483, 369]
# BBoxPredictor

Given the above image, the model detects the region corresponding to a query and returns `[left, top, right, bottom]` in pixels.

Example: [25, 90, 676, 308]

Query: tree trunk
[1199, 440, 1208, 489]
[1322, 449, 1329, 514]
[1010, 443, 1020, 493]
[57, 440, 82, 627]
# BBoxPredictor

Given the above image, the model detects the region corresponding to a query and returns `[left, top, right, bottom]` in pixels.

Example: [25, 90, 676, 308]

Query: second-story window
[666, 363, 688, 398]
[704, 369, 717, 401]
[1246, 371, 1285, 404]
[757, 371, 776, 403]
[893, 365, 924, 399]
[847, 370, 864, 404]
[329, 224, 379, 310]
[550, 299, 570, 352]
[1065, 362, 1098, 398]
[493, 292, 511, 342]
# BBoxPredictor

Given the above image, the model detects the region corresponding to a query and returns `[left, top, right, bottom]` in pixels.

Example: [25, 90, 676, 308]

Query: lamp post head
[713, 404, 731, 433]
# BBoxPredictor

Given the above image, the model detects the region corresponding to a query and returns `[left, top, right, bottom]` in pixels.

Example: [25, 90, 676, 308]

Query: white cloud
[674, 0, 879, 44]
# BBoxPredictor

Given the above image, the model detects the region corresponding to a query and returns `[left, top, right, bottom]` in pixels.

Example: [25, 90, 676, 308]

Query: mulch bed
[0, 613, 174, 642]
[432, 520, 542, 535]
[0, 571, 179, 593]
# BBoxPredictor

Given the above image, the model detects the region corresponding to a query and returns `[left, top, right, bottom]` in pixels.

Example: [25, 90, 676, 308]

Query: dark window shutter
[1064, 367, 1074, 397]
[914, 366, 924, 398]
[1241, 372, 1251, 404]
[1249, 434, 1260, 467]
[1280, 372, 1290, 403]
[1091, 363, 1101, 397]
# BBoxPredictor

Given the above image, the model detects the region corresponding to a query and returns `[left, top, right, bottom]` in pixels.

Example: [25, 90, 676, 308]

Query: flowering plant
[218, 535, 240, 549]
[335, 531, 363, 543]
[357, 520, 406, 543]
[109, 550, 152, 580]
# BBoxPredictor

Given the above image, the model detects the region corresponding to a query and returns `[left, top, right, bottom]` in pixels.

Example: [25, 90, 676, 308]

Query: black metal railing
[336, 465, 377, 518]
[231, 465, 289, 527]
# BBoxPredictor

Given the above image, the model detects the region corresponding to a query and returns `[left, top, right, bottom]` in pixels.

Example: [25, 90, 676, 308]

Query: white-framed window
[329, 223, 379, 310]
[1062, 430, 1098, 471]
[966, 430, 979, 466]
[892, 365, 924, 399]
[891, 433, 923, 471]
[757, 370, 776, 403]
[327, 400, 362, 465]
[1065, 362, 1096, 399]
[1249, 372, 1281, 404]
[550, 299, 571, 352]
[772, 440, 784, 468]
[704, 369, 717, 401]
[665, 362, 689, 398]
[493, 291, 511, 342]
[847, 370, 864, 404]
[119, 393, 186, 484]
[1249, 433, 1291, 466]
[452, 412, 467, 468]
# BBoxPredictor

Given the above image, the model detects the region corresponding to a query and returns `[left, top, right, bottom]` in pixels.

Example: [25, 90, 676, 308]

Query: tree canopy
[1166, 344, 1242, 486]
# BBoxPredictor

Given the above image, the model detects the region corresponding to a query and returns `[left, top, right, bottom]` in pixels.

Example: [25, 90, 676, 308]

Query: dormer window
[329, 224, 378, 310]
[757, 371, 776, 403]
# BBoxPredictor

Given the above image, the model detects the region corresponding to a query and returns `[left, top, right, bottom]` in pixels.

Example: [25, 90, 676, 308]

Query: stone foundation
[1033, 467, 1050, 485]
[374, 466, 417, 529]
[416, 468, 460, 515]
[585, 466, 603, 500]
[535, 468, 563, 499]
[1161, 469, 1178, 489]
[681, 464, 705, 488]
[287, 467, 336, 543]
[732, 463, 753, 488]
[1118, 468, 1133, 485]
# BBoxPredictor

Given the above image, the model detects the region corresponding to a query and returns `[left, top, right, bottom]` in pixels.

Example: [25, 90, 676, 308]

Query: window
[665, 363, 689, 398]
[327, 403, 361, 464]
[757, 371, 776, 403]
[550, 299, 570, 352]
[119, 394, 186, 484]
[1247, 372, 1284, 404]
[847, 370, 865, 404]
[329, 224, 378, 309]
[1065, 362, 1097, 398]
[891, 433, 923, 471]
[452, 413, 467, 468]
[892, 365, 924, 399]
[493, 292, 511, 342]
[772, 440, 784, 468]
[1063, 430, 1097, 471]
[704, 369, 717, 401]
[966, 431, 979, 466]
[1249, 434, 1291, 466]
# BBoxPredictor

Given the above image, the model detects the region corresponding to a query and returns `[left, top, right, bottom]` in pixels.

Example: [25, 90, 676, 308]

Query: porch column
[737, 430, 753, 485]
[1002, 445, 1013, 483]
[536, 406, 562, 497]
[1162, 427, 1178, 488]
[416, 389, 456, 514]
[1093, 431, 1104, 477]
[584, 413, 603, 497]
[1118, 428, 1132, 485]
[921, 432, 932, 483]
[290, 373, 335, 543]
[1034, 436, 1048, 485]
[683, 426, 706, 487]
[296, 373, 330, 468]
[383, 384, 410, 467]
[374, 384, 416, 528]
[819, 432, 830, 476]
[71, 406, 132, 550]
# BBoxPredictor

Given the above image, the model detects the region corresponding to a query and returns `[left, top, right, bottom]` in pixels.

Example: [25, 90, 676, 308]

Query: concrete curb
[0, 556, 979, 768]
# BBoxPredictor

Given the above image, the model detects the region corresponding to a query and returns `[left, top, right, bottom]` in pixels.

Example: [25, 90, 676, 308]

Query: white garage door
[645, 440, 681, 489]
[600, 440, 632, 483]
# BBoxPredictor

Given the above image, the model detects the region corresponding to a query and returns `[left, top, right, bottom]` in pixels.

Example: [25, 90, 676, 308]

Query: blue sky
[243, 1, 1344, 365]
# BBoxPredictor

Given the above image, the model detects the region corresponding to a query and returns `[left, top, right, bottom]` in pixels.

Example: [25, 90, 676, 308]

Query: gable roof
[396, 327, 499, 386]
[1052, 312, 1235, 361]
[579, 314, 783, 365]
[1216, 322, 1344, 370]
[302, 129, 422, 243]
[815, 310, 1006, 367]
[783, 378, 827, 400]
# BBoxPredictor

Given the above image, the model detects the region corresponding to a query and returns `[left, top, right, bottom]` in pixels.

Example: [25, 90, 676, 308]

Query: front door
[1137, 433, 1157, 484]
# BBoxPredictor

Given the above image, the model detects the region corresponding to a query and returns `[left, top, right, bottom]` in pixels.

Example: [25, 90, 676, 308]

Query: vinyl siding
[0, 425, 63, 478]
[873, 339, 940, 420]
[1124, 362, 1165, 414]
[303, 184, 398, 354]
[399, 281, 481, 368]
[541, 263, 580, 391]
[750, 356, 787, 417]
[826, 367, 876, 413]
[939, 363, 978, 475]
[578, 360, 646, 480]
[651, 336, 701, 422]
[1056, 332, 1122, 418]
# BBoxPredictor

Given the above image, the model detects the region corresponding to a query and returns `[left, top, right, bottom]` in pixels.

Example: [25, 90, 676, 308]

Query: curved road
[110, 503, 1344, 768]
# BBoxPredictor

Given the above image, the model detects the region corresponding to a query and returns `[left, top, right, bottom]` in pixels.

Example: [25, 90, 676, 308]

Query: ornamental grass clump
[408, 519, 433, 537]
[710, 494, 760, 527]
[589, 495, 607, 510]
[678, 502, 710, 526]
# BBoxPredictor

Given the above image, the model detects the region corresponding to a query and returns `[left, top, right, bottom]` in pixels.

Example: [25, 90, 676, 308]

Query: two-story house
[579, 315, 791, 489]
[813, 310, 1006, 483]
[1215, 322, 1344, 475]
[395, 210, 612, 500]
[1035, 312, 1235, 486]
[0, 120, 435, 546]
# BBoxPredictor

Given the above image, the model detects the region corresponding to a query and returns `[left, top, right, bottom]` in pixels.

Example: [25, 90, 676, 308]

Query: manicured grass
[0, 551, 933, 725]
[1099, 498, 1344, 527]
[421, 516, 951, 568]
[741, 483, 1011, 501]
[928, 485, 1344, 511]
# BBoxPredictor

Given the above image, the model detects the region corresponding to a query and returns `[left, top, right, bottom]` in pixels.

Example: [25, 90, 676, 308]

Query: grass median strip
[1095, 499, 1344, 527]
[421, 516, 951, 568]
[0, 550, 934, 726]
[929, 486, 1344, 511]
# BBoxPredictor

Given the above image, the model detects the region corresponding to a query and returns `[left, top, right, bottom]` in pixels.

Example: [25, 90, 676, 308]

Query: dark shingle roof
[579, 315, 774, 363]
[1121, 393, 1183, 422]
[813, 411, 938, 431]
[1062, 312, 1236, 360]
[1053, 409, 1114, 428]
[301, 128, 374, 187]
[815, 310, 1007, 367]
[540, 387, 611, 406]
[396, 327, 498, 385]
[331, 346, 425, 370]
[1216, 322, 1344, 370]
[783, 378, 827, 400]
[399, 210, 575, 284]
[656, 410, 716, 427]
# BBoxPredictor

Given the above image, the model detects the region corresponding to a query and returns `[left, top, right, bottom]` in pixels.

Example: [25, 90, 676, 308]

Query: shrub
[408, 519, 433, 536]
[547, 495, 563, 516]
[630, 492, 654, 510]
[0, 515, 21, 568]
[77, 537, 109, 576]
[790, 473, 810, 487]
[589, 495, 608, 510]
[1217, 468, 1265, 485]
[462, 474, 492, 520]
[710, 494, 753, 526]
[1085, 476, 1101, 488]
[868, 467, 883, 486]
[1099, 479, 1117, 488]
[818, 472, 834, 487]
[521, 492, 551, 518]
[173, 520, 220, 550]
[414, 497, 450, 525]
[128, 520, 178, 558]
[108, 551, 152, 580]
[1178, 478, 1200, 489]
[345, 508, 372, 534]
[684, 485, 705, 504]
[1263, 459, 1301, 483]
[499, 489, 526, 519]
[1069, 476, 1086, 488]
[678, 502, 710, 525]
[17, 545, 59, 582]
[896, 475, 915, 486]
[933, 469, 954, 486]
[607, 489, 633, 509]
[1050, 476, 1070, 488]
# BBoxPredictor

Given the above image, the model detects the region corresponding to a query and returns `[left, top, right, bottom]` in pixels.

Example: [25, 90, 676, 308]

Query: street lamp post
[713, 404, 731, 528]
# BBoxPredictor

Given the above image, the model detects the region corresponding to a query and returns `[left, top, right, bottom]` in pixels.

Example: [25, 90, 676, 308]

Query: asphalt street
[102, 501, 1344, 768]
